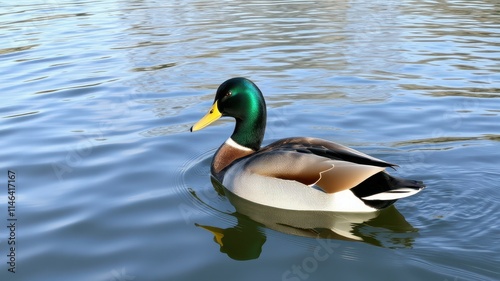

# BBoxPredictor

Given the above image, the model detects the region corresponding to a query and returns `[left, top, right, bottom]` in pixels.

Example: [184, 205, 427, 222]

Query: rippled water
[1, 0, 499, 280]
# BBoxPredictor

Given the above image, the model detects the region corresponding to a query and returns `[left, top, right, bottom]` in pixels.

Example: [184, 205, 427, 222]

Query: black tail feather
[350, 172, 425, 210]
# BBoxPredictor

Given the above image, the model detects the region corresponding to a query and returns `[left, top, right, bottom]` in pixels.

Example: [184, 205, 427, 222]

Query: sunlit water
[1, 0, 499, 280]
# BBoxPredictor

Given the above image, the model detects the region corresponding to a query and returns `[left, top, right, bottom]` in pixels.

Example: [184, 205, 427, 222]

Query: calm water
[1, 0, 499, 280]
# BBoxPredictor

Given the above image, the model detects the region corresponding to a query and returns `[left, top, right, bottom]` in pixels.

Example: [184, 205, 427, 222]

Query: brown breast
[212, 143, 255, 174]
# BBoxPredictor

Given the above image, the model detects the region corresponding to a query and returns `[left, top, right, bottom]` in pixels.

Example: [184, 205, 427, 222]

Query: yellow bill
[191, 101, 222, 132]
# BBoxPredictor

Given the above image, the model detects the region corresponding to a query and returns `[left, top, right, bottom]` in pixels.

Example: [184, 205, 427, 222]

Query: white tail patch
[361, 188, 422, 201]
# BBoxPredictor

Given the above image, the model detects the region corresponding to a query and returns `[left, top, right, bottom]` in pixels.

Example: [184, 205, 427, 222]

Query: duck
[190, 77, 425, 212]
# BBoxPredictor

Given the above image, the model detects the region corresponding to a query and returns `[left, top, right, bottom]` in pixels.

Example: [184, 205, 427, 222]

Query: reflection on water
[393, 134, 500, 146]
[196, 218, 266, 261]
[194, 177, 418, 260]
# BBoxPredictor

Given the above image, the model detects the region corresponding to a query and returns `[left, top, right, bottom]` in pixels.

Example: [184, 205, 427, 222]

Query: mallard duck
[191, 77, 425, 212]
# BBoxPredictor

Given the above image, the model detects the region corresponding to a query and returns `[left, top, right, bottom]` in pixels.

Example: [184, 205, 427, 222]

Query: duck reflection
[196, 215, 266, 261]
[196, 177, 418, 260]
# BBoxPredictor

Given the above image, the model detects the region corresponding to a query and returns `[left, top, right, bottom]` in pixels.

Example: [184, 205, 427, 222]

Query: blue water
[1, 0, 499, 280]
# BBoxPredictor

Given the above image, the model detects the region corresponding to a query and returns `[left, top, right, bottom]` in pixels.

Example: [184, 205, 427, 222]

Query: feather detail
[263, 137, 397, 168]
[361, 188, 422, 200]
[238, 150, 386, 194]
[244, 151, 333, 186]
[315, 161, 386, 193]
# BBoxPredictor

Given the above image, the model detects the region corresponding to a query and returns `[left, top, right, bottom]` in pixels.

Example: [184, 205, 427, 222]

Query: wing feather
[241, 150, 386, 193]
[262, 137, 397, 168]
[315, 161, 385, 193]
[244, 151, 333, 186]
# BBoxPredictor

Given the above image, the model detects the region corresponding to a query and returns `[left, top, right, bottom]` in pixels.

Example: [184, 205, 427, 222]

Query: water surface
[1, 0, 499, 280]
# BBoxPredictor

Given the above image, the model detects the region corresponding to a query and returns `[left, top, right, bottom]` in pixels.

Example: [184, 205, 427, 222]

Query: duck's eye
[225, 91, 232, 97]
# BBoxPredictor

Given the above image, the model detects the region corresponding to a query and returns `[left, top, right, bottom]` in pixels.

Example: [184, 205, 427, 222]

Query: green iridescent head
[191, 77, 267, 150]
